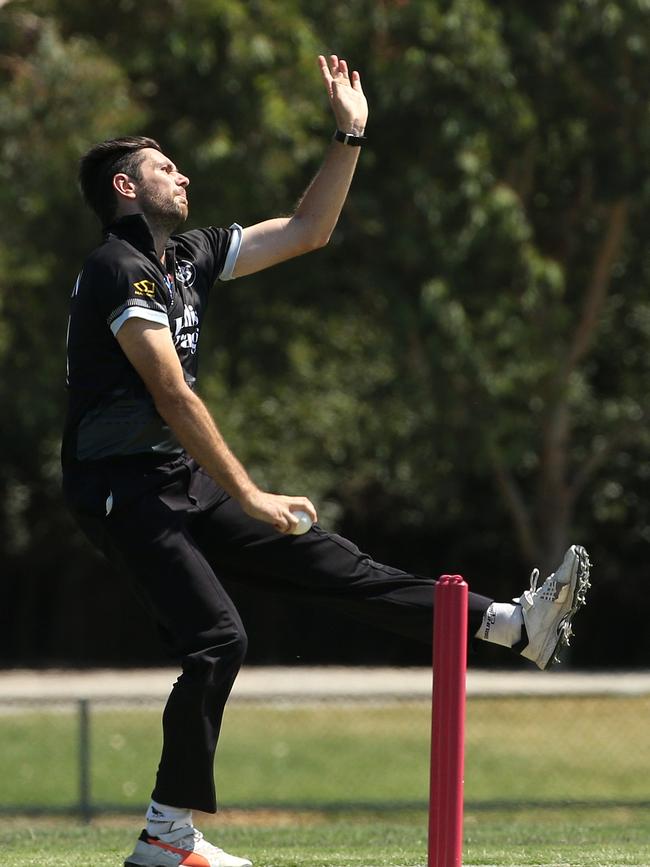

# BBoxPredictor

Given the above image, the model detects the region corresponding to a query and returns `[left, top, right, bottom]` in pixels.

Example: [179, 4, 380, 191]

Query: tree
[0, 4, 146, 661]
[303, 0, 650, 578]
[3, 0, 650, 665]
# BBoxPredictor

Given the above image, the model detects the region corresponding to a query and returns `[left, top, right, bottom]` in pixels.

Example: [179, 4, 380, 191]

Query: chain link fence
[1, 669, 648, 817]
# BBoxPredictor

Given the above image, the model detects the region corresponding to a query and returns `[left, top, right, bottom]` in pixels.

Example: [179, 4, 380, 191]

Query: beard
[138, 184, 188, 235]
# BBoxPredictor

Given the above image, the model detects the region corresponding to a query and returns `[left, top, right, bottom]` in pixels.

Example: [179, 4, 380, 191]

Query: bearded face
[131, 149, 190, 234]
[138, 179, 188, 233]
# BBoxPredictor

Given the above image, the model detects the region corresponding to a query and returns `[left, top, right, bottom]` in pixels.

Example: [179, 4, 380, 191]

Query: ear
[113, 172, 137, 201]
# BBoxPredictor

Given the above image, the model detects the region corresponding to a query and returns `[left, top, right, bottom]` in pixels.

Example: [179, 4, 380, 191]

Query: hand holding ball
[290, 510, 313, 535]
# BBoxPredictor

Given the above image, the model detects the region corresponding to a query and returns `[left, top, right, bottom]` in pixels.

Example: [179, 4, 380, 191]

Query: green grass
[1, 696, 649, 811]
[465, 696, 650, 803]
[1, 806, 650, 866]
[2, 695, 650, 864]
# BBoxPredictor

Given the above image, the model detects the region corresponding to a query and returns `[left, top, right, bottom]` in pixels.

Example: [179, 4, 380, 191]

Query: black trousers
[71, 454, 493, 813]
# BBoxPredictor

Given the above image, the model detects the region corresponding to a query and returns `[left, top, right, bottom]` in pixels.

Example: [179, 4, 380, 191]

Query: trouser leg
[72, 459, 493, 813]
[190, 495, 494, 640]
[74, 490, 246, 814]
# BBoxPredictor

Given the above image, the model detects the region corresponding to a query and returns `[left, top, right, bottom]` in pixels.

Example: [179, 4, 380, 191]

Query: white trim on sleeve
[219, 223, 243, 281]
[110, 306, 169, 337]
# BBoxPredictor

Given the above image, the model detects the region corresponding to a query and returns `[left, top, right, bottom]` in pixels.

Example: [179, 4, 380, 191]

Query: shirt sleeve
[219, 223, 243, 281]
[83, 249, 170, 338]
[108, 292, 168, 337]
[175, 224, 243, 287]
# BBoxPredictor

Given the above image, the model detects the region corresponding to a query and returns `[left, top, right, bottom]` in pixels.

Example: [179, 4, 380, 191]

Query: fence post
[78, 698, 92, 822]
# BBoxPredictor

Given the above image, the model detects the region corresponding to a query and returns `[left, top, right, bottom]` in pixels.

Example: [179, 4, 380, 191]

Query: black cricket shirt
[62, 213, 241, 479]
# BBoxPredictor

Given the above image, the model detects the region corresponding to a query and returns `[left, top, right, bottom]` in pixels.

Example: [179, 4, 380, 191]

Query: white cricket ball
[290, 509, 313, 535]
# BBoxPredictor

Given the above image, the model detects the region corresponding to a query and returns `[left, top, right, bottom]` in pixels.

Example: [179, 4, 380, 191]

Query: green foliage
[0, 8, 146, 595]
[305, 0, 650, 570]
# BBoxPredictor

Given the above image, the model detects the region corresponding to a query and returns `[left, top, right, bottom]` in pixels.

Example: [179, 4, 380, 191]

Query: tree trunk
[494, 199, 629, 573]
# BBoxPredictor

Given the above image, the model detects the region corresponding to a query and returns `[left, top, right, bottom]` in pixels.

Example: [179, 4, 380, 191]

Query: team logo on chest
[175, 259, 196, 288]
[173, 304, 200, 355]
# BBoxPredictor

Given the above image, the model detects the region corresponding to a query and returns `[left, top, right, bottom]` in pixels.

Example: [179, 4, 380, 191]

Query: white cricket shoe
[516, 544, 591, 670]
[124, 825, 252, 867]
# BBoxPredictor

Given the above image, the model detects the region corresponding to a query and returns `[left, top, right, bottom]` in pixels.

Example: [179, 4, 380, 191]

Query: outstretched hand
[318, 54, 368, 136]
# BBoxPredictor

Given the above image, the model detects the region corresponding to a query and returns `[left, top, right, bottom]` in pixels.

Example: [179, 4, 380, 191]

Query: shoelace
[528, 567, 560, 602]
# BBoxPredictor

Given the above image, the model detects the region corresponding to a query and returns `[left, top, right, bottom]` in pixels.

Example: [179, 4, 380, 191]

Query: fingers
[351, 69, 363, 92]
[267, 496, 318, 535]
[275, 514, 296, 534]
[318, 54, 333, 92]
[282, 499, 318, 534]
[328, 54, 340, 76]
[289, 498, 318, 524]
[318, 54, 361, 90]
[271, 505, 297, 535]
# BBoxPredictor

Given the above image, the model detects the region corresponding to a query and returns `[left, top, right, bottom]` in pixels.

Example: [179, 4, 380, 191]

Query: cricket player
[62, 56, 591, 867]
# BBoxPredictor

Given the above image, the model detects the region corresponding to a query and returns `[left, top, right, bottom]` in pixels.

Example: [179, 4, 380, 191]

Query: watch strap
[333, 129, 367, 146]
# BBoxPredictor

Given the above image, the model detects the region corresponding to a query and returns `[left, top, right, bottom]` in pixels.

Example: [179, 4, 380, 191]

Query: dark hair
[79, 136, 162, 226]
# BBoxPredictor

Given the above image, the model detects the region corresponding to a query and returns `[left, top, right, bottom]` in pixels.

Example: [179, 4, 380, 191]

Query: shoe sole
[124, 861, 166, 867]
[124, 862, 170, 867]
[542, 545, 591, 670]
[125, 857, 252, 867]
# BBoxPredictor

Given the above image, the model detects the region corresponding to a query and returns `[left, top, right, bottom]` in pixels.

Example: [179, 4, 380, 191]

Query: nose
[177, 172, 190, 188]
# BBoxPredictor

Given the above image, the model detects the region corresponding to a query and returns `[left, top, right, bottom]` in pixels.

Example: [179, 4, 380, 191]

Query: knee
[186, 624, 248, 680]
[224, 625, 248, 667]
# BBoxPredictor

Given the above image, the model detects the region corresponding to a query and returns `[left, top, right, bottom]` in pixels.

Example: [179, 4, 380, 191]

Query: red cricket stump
[428, 574, 469, 867]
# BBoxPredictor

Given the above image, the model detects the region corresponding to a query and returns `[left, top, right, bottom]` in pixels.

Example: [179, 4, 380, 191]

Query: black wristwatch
[333, 129, 367, 146]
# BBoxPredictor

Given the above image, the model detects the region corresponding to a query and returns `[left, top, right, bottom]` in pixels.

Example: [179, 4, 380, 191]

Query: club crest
[175, 259, 197, 287]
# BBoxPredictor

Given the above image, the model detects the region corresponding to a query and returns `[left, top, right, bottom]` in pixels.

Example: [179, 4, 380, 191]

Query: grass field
[2, 696, 650, 864]
[2, 696, 649, 810]
[2, 806, 650, 866]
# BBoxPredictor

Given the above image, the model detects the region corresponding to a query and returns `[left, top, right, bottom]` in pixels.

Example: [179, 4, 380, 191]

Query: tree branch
[564, 198, 629, 378]
[570, 414, 649, 502]
[488, 441, 539, 563]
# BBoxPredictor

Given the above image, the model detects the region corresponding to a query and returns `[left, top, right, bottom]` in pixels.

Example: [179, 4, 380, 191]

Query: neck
[147, 220, 171, 261]
[115, 209, 174, 260]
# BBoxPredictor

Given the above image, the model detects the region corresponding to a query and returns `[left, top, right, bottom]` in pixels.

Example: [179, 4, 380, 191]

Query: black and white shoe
[516, 545, 591, 670]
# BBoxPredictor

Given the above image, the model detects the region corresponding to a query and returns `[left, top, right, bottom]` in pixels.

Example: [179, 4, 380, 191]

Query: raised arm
[231, 54, 369, 278]
[115, 318, 317, 533]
